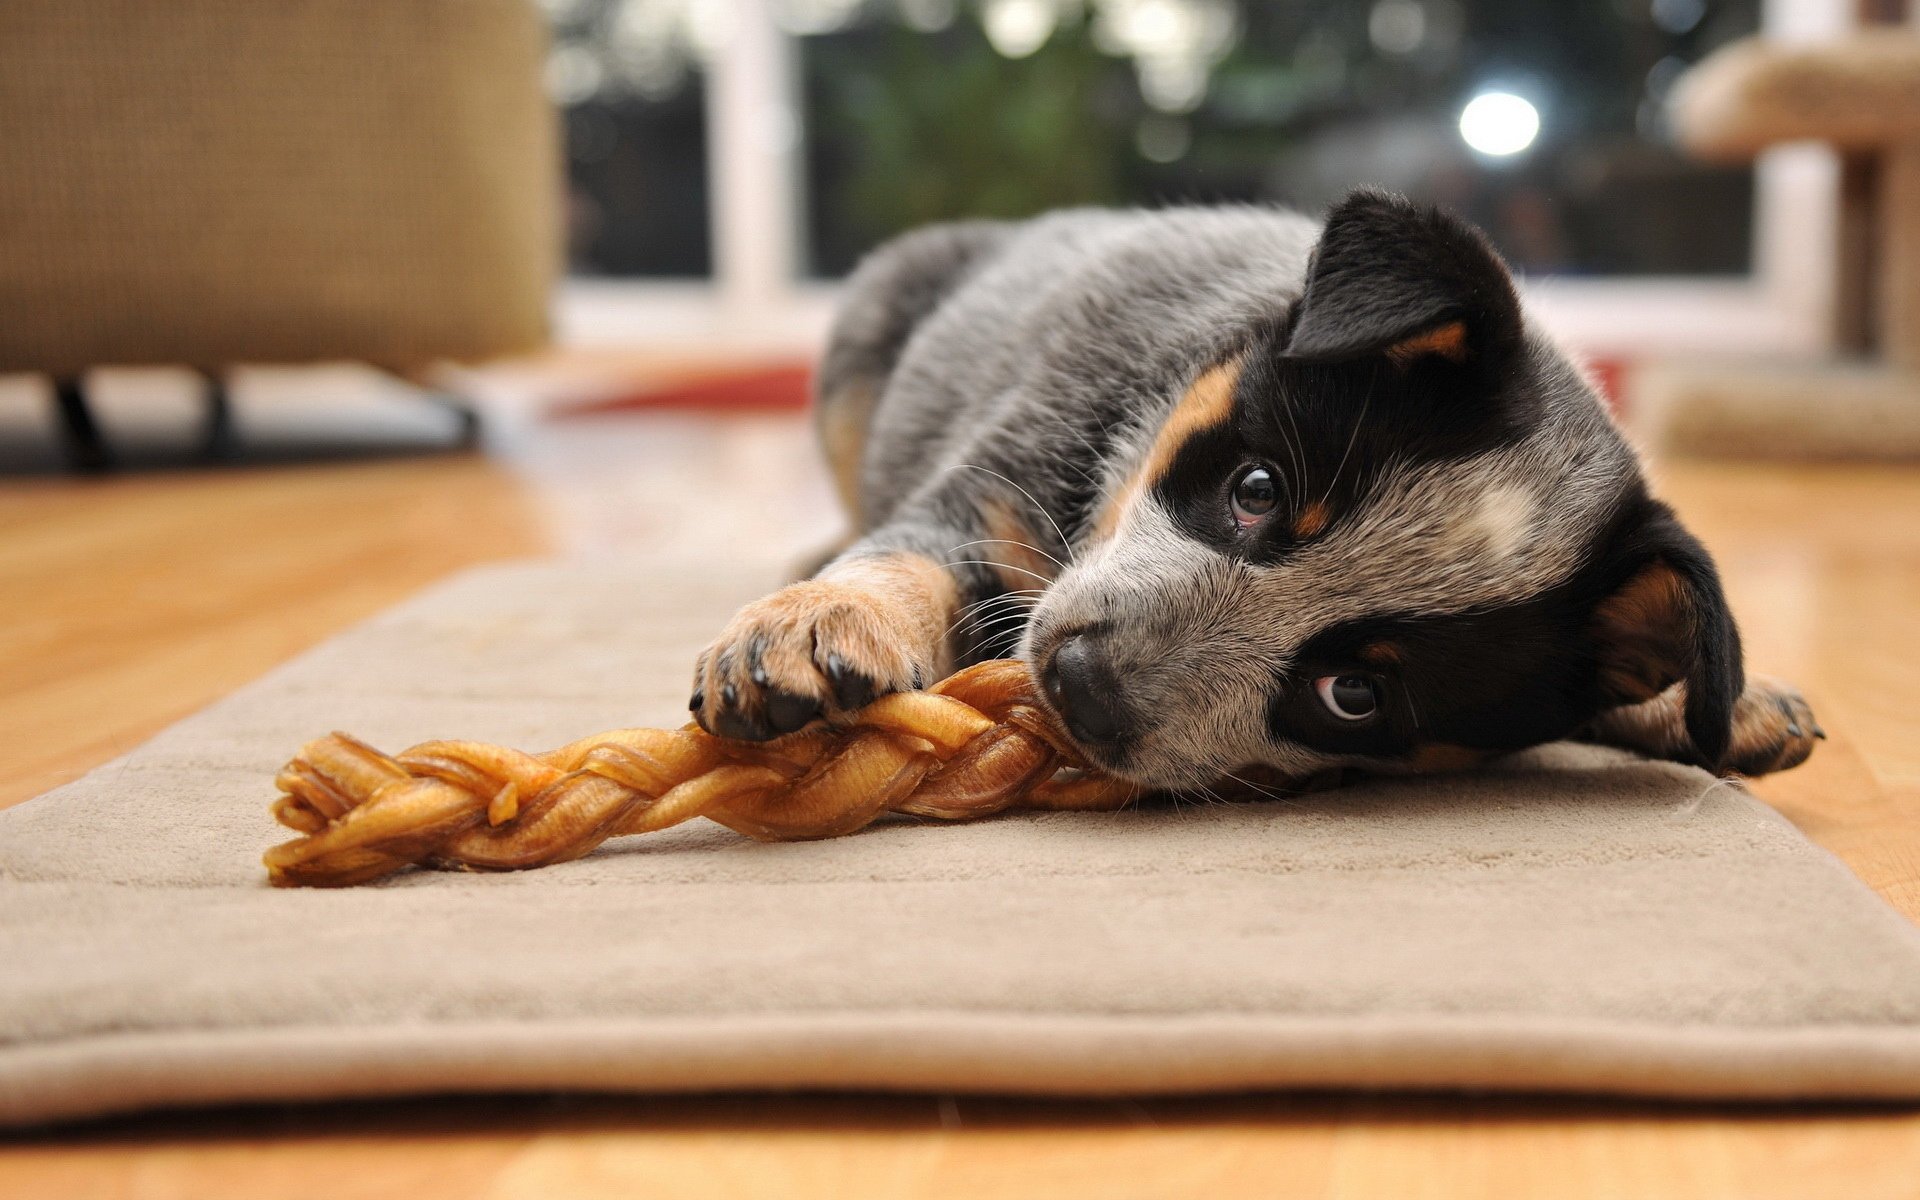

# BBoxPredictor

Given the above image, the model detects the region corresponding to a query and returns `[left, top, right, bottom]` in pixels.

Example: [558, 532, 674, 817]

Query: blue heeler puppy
[690, 191, 1821, 790]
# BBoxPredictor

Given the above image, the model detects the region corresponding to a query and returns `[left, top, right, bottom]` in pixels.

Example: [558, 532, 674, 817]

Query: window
[798, 0, 1761, 279]
[546, 0, 1849, 355]
[545, 0, 713, 276]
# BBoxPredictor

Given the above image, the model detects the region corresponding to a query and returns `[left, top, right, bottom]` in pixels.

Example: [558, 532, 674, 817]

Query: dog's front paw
[690, 579, 935, 741]
[1725, 677, 1825, 776]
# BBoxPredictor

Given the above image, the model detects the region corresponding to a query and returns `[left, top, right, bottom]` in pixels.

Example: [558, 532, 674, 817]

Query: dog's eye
[1314, 675, 1379, 721]
[1230, 466, 1278, 526]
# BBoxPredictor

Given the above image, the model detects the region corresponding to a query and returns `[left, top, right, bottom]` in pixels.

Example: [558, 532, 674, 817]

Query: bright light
[983, 0, 1057, 58]
[1093, 0, 1238, 113]
[1458, 91, 1540, 157]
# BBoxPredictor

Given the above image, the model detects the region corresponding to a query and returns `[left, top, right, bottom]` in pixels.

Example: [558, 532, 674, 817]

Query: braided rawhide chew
[264, 660, 1140, 887]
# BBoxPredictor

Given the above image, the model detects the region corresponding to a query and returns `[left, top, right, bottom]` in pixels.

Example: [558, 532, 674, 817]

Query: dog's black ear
[1589, 503, 1744, 771]
[1284, 189, 1522, 368]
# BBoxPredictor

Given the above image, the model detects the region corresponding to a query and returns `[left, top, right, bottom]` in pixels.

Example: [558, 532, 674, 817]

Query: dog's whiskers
[943, 559, 1058, 587]
[944, 590, 1044, 641]
[948, 589, 1044, 622]
[1276, 390, 1308, 500]
[1219, 769, 1306, 809]
[964, 612, 1042, 642]
[947, 537, 1068, 572]
[1319, 374, 1373, 512]
[1052, 420, 1108, 488]
[944, 463, 1077, 565]
[945, 609, 1039, 642]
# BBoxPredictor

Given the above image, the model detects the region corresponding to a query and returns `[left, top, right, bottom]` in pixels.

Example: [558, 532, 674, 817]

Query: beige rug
[6, 560, 1920, 1127]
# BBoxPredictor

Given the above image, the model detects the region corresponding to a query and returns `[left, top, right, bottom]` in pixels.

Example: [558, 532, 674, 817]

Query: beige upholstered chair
[0, 0, 560, 467]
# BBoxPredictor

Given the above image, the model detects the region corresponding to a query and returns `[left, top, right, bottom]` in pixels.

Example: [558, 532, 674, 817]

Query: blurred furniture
[1634, 31, 1920, 459]
[0, 0, 559, 468]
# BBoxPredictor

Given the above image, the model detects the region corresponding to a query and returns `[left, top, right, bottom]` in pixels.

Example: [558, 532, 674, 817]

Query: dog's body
[692, 193, 1819, 787]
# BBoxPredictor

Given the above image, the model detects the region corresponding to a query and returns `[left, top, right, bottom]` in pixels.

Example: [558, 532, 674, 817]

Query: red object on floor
[1586, 357, 1627, 416]
[555, 363, 813, 416]
[552, 356, 1631, 419]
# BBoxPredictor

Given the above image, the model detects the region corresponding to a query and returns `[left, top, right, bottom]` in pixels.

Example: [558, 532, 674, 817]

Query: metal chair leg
[201, 371, 238, 460]
[51, 376, 112, 472]
[420, 390, 483, 449]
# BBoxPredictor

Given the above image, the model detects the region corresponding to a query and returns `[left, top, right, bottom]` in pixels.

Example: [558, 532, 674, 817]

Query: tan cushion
[1672, 31, 1920, 161]
[0, 0, 559, 376]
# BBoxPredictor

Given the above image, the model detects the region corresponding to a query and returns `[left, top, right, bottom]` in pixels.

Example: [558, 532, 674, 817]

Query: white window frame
[557, 0, 1851, 360]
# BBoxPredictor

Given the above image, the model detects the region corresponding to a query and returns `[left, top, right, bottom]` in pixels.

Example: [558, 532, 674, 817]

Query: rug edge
[9, 1012, 1920, 1127]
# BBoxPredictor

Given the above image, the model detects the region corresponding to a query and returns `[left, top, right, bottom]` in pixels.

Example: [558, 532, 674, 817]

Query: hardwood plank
[11, 1094, 1920, 1200]
[0, 456, 544, 808]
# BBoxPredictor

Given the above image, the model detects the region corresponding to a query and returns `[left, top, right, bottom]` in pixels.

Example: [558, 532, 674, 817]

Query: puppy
[691, 190, 1821, 788]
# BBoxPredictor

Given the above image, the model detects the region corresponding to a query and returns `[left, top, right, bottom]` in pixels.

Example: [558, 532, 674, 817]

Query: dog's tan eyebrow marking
[1091, 355, 1244, 541]
[1385, 319, 1468, 368]
[1358, 640, 1401, 667]
[1292, 501, 1331, 540]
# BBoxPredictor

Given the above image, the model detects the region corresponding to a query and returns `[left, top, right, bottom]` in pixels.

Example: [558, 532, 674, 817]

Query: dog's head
[1024, 190, 1742, 789]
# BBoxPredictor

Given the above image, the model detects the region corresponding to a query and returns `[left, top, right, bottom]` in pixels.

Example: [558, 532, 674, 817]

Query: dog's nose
[1043, 633, 1130, 746]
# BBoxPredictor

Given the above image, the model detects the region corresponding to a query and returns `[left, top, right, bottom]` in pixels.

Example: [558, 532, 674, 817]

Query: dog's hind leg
[1576, 677, 1824, 776]
[814, 221, 1010, 530]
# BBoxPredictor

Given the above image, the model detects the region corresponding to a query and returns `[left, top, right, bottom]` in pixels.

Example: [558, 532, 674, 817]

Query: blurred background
[544, 0, 1850, 362]
[4, 0, 1917, 807]
[564, 0, 1763, 281]
[0, 0, 1878, 474]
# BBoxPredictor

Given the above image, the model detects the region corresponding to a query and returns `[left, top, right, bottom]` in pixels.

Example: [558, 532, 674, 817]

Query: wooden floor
[4, 414, 1920, 1198]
